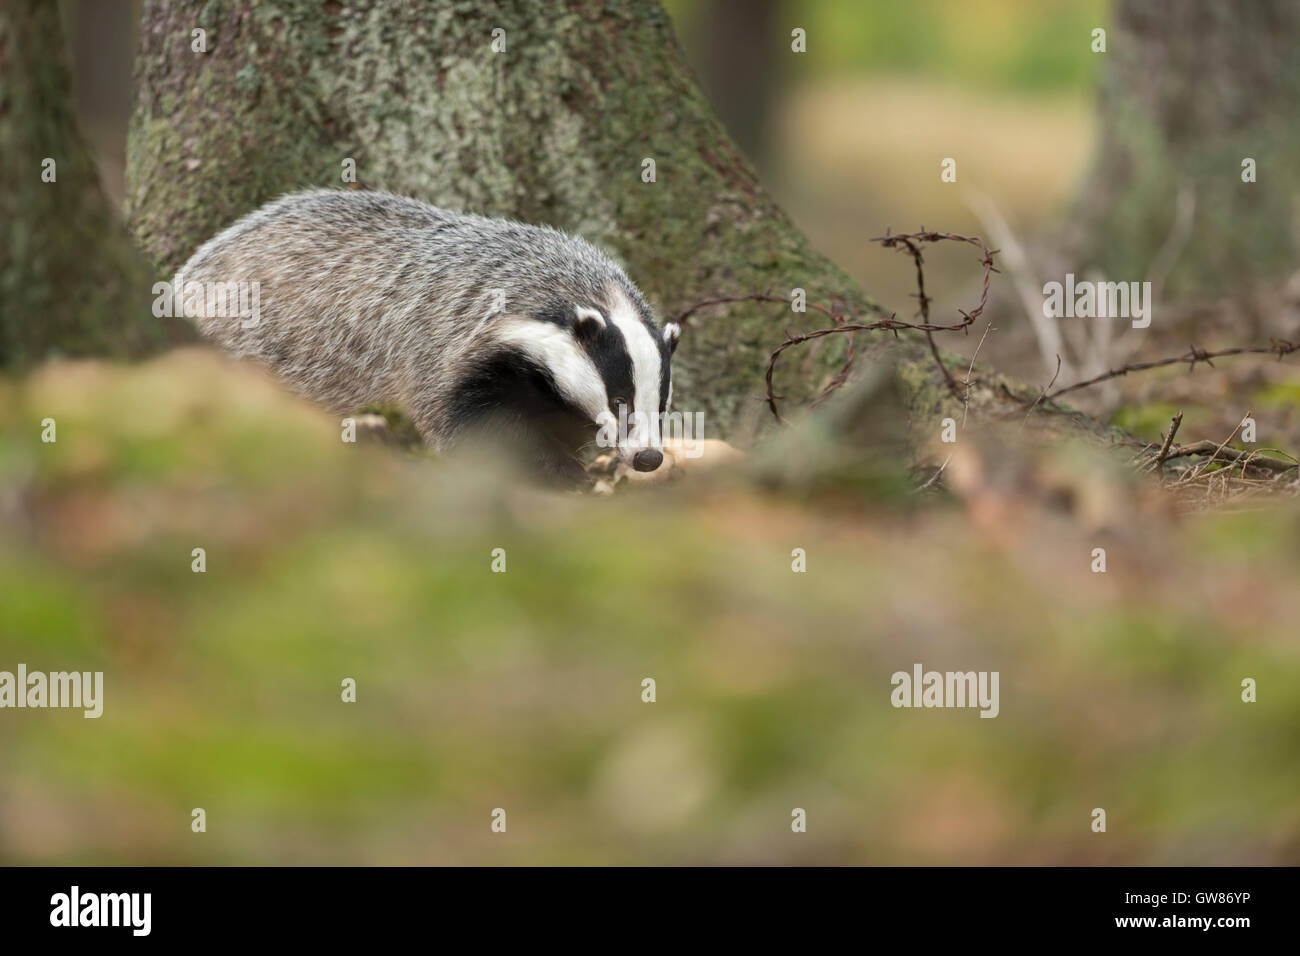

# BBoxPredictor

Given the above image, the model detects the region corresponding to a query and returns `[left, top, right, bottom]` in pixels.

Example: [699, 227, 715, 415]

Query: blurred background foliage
[668, 0, 1106, 307]
[668, 0, 1105, 91]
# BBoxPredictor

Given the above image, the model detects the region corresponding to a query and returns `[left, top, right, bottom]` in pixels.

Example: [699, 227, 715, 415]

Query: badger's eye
[610, 397, 628, 410]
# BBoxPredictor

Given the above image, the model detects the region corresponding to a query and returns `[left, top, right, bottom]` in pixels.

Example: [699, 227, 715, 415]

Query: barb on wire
[872, 229, 999, 398]
[673, 230, 1000, 423]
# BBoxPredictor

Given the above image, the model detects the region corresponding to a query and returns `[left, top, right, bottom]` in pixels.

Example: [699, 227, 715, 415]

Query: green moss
[1110, 402, 1183, 441]
[234, 63, 261, 97]
[197, 0, 222, 30]
[3, 352, 1298, 863]
[125, 0, 1118, 454]
[356, 403, 423, 450]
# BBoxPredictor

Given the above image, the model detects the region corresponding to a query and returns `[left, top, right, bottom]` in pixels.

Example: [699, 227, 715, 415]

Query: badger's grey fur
[176, 189, 680, 482]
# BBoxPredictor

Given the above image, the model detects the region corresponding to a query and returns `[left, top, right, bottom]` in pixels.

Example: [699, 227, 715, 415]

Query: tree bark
[129, 0, 915, 440]
[126, 0, 1103, 445]
[1071, 0, 1300, 301]
[0, 0, 189, 369]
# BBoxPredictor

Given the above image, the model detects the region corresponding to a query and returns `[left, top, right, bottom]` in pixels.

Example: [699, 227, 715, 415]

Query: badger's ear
[573, 305, 606, 342]
[662, 322, 681, 354]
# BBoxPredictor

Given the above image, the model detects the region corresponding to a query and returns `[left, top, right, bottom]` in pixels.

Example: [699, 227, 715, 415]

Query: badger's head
[493, 283, 680, 474]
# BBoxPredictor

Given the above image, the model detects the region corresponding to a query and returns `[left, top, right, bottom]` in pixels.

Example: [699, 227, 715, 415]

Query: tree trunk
[0, 0, 189, 369]
[1071, 0, 1300, 302]
[126, 0, 1097, 445]
[130, 0, 916, 440]
[699, 0, 781, 170]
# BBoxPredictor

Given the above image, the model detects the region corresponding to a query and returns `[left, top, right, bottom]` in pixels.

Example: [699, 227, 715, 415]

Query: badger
[175, 188, 680, 483]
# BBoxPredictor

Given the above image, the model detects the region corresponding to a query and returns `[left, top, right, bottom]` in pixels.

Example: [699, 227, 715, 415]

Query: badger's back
[177, 189, 633, 419]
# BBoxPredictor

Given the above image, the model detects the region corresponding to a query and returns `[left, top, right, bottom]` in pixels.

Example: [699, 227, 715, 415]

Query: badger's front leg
[410, 396, 591, 488]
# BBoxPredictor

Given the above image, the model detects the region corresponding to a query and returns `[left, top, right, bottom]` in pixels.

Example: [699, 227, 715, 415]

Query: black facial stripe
[528, 300, 639, 418]
[531, 302, 575, 328]
[585, 321, 635, 416]
[652, 323, 672, 413]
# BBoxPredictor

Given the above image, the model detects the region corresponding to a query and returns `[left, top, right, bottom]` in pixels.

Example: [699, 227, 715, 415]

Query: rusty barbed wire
[872, 229, 998, 397]
[672, 230, 999, 423]
[1038, 340, 1300, 403]
[673, 230, 1300, 430]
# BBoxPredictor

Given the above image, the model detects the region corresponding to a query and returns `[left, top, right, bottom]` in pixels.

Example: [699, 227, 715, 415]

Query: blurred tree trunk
[700, 0, 780, 170]
[1071, 0, 1300, 303]
[0, 0, 189, 369]
[126, 0, 1095, 444]
[67, 0, 138, 209]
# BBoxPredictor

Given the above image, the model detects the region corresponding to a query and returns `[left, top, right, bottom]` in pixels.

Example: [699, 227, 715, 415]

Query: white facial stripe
[493, 316, 609, 422]
[607, 286, 662, 450]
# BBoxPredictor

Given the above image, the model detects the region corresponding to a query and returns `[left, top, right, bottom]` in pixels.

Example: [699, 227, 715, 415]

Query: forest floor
[2, 348, 1297, 864]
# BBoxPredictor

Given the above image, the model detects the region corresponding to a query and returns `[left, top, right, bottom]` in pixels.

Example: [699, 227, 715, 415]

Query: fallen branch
[1161, 439, 1296, 474]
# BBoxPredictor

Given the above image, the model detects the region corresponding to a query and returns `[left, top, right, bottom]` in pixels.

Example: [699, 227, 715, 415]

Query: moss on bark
[127, 0, 1110, 447]
[0, 0, 191, 369]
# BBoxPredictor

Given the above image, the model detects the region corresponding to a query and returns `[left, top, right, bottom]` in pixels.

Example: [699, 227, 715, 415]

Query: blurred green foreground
[1, 350, 1297, 864]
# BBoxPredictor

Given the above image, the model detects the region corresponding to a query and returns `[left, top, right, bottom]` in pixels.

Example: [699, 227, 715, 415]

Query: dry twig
[1152, 412, 1184, 473]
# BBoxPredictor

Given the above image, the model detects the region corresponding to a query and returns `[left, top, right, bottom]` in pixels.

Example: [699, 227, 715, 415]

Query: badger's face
[497, 285, 680, 473]
[574, 289, 680, 473]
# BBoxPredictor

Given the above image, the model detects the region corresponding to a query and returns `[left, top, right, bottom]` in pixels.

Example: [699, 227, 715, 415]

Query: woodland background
[0, 0, 1297, 864]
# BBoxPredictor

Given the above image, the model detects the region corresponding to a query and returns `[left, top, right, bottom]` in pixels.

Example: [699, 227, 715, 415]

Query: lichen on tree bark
[129, 0, 972, 443]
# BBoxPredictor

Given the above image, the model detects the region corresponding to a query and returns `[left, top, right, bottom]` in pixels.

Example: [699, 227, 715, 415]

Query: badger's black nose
[632, 449, 663, 472]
